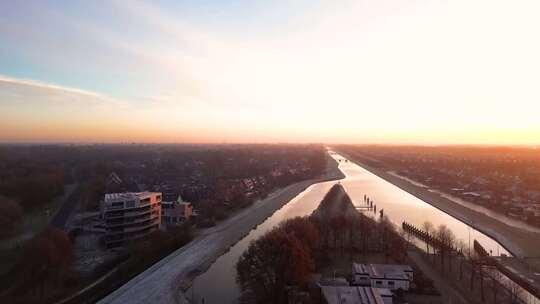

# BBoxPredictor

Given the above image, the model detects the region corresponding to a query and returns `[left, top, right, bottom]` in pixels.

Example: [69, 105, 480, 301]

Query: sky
[1, 0, 540, 145]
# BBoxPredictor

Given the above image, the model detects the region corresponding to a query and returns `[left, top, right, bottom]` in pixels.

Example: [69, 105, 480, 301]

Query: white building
[101, 192, 162, 248]
[161, 195, 193, 227]
[351, 264, 413, 291]
[376, 288, 393, 304]
[321, 286, 392, 304]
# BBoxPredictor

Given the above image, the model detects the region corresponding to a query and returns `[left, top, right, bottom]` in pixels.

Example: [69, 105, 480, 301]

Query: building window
[375, 281, 382, 285]
[388, 281, 395, 286]
[111, 202, 123, 209]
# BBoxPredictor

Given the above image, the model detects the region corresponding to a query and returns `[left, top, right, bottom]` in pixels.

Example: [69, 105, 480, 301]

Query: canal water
[188, 152, 523, 304]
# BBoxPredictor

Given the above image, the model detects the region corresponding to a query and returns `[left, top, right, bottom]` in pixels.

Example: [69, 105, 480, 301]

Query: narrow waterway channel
[187, 152, 538, 304]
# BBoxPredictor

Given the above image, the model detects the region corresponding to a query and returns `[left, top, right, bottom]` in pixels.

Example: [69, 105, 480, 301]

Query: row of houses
[101, 192, 193, 248]
[214, 176, 269, 203]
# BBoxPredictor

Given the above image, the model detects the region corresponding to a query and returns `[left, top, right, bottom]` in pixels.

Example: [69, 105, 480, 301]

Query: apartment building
[102, 192, 162, 248]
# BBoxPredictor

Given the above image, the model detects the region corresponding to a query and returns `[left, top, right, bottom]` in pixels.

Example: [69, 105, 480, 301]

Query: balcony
[105, 211, 159, 227]
[105, 204, 159, 219]
[105, 219, 160, 235]
[104, 224, 159, 244]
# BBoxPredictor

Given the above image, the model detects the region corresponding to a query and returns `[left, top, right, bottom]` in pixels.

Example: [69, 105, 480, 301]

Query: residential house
[161, 195, 193, 227]
[351, 263, 413, 291]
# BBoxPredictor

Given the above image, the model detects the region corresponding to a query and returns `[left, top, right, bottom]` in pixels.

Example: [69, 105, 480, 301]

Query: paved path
[51, 183, 80, 230]
[0, 183, 78, 250]
[408, 249, 470, 304]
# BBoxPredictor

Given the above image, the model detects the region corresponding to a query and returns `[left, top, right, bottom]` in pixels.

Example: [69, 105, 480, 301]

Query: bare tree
[398, 227, 410, 248]
[455, 239, 467, 279]
[505, 280, 525, 304]
[436, 224, 455, 273]
[379, 216, 392, 252]
[487, 268, 503, 303]
[422, 221, 434, 256]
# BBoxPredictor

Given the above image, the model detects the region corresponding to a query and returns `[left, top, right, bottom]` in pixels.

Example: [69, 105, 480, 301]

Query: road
[50, 183, 80, 230]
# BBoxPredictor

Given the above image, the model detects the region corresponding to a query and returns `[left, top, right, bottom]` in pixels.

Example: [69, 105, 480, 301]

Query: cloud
[0, 75, 126, 107]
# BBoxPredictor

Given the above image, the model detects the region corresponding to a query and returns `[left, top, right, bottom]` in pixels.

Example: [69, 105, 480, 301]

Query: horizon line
[0, 141, 538, 148]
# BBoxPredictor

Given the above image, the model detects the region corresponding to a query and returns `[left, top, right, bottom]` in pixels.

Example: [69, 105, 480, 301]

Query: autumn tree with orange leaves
[3, 227, 75, 302]
[236, 217, 317, 304]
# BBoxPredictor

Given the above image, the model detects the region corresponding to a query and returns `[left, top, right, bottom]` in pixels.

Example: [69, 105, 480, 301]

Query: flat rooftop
[353, 263, 412, 280]
[321, 286, 385, 304]
[161, 200, 191, 206]
[104, 192, 159, 202]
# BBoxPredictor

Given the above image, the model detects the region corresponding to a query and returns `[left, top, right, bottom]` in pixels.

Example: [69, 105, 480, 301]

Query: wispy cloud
[0, 75, 130, 110]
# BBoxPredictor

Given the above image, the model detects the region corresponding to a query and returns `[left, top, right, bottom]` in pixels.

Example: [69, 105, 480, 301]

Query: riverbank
[98, 155, 344, 304]
[337, 150, 540, 258]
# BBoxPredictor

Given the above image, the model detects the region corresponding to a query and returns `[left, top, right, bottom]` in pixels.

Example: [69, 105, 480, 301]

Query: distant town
[1, 144, 540, 304]
[339, 145, 540, 227]
[0, 144, 327, 303]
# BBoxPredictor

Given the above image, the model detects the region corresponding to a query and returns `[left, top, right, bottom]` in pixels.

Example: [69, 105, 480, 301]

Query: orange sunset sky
[1, 1, 539, 145]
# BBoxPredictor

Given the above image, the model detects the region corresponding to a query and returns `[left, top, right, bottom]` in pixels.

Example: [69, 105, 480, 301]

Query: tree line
[413, 220, 527, 304]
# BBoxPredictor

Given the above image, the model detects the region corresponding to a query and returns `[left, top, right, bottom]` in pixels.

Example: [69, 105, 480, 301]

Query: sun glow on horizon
[1, 0, 540, 145]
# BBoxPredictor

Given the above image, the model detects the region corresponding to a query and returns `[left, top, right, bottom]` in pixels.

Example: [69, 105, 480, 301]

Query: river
[187, 152, 521, 304]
